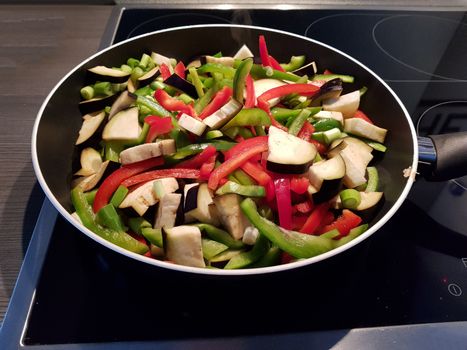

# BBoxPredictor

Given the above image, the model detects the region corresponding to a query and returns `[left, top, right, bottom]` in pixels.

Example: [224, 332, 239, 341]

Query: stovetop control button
[462, 258, 467, 269]
[448, 283, 463, 297]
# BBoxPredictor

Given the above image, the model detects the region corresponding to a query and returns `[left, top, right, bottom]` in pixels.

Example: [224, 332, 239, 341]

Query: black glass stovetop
[2, 6, 467, 349]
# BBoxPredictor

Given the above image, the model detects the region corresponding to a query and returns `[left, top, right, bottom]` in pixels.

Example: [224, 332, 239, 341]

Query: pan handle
[418, 131, 467, 181]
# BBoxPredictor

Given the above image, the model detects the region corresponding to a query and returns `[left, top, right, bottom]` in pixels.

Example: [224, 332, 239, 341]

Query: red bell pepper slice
[240, 161, 272, 186]
[297, 121, 315, 141]
[294, 199, 313, 214]
[208, 141, 269, 190]
[121, 168, 200, 188]
[199, 154, 218, 180]
[291, 214, 309, 230]
[154, 89, 196, 117]
[268, 55, 285, 72]
[319, 209, 362, 236]
[198, 86, 233, 120]
[223, 135, 268, 160]
[274, 178, 293, 230]
[323, 69, 333, 75]
[258, 84, 320, 107]
[290, 176, 310, 194]
[299, 202, 330, 234]
[92, 157, 164, 213]
[174, 61, 186, 79]
[244, 74, 256, 108]
[144, 116, 173, 143]
[354, 110, 374, 124]
[175, 145, 217, 169]
[159, 63, 171, 80]
[258, 35, 272, 67]
[257, 84, 320, 131]
[310, 138, 327, 154]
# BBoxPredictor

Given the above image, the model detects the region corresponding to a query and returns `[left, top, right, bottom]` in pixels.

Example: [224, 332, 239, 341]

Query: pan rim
[31, 23, 418, 276]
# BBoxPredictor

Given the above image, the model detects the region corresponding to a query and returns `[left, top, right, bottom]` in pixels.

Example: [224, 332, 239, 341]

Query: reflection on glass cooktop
[10, 7, 467, 347]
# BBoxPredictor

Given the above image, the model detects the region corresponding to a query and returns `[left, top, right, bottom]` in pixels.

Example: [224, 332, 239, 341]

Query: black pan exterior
[34, 25, 416, 271]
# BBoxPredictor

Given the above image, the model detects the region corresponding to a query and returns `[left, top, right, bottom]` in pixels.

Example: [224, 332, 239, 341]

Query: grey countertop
[0, 4, 113, 325]
[1, 0, 466, 330]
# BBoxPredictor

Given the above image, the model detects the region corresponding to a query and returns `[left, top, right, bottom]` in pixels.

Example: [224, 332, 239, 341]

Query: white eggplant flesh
[186, 183, 219, 226]
[308, 154, 346, 192]
[313, 110, 344, 126]
[102, 107, 141, 141]
[164, 226, 205, 268]
[154, 193, 182, 229]
[202, 98, 242, 129]
[75, 110, 105, 145]
[118, 179, 169, 216]
[254, 79, 287, 107]
[72, 160, 109, 192]
[88, 66, 130, 81]
[329, 137, 373, 167]
[323, 90, 360, 118]
[108, 91, 137, 120]
[119, 139, 175, 165]
[75, 147, 103, 176]
[151, 52, 174, 73]
[213, 193, 249, 240]
[339, 146, 368, 188]
[267, 126, 317, 166]
[178, 113, 207, 136]
[233, 44, 254, 60]
[344, 118, 388, 143]
[242, 226, 259, 245]
[152, 177, 179, 200]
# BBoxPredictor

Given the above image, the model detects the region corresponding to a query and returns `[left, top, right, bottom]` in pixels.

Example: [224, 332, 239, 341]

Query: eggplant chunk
[108, 90, 137, 120]
[102, 107, 141, 141]
[233, 44, 254, 60]
[202, 98, 242, 129]
[72, 160, 109, 192]
[76, 110, 106, 145]
[88, 65, 131, 83]
[213, 194, 250, 240]
[267, 126, 317, 174]
[119, 139, 175, 165]
[164, 226, 206, 268]
[75, 147, 103, 177]
[323, 90, 360, 118]
[185, 183, 220, 226]
[178, 113, 207, 136]
[308, 154, 346, 192]
[155, 193, 182, 229]
[344, 118, 388, 143]
[119, 180, 158, 216]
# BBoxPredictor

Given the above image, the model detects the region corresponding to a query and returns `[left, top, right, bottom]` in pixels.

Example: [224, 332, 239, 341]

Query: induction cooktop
[1, 6, 467, 350]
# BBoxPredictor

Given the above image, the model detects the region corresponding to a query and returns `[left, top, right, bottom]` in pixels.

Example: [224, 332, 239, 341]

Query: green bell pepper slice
[71, 187, 148, 254]
[233, 57, 253, 102]
[288, 109, 312, 136]
[96, 203, 126, 232]
[247, 63, 302, 82]
[194, 223, 244, 249]
[202, 238, 229, 260]
[216, 181, 266, 197]
[280, 55, 306, 72]
[224, 234, 270, 269]
[240, 198, 334, 259]
[221, 108, 271, 130]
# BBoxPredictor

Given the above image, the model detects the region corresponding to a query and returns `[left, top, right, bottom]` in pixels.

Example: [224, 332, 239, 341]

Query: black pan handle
[418, 131, 467, 181]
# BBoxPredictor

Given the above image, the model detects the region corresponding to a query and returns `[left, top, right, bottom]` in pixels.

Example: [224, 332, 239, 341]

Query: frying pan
[31, 24, 467, 276]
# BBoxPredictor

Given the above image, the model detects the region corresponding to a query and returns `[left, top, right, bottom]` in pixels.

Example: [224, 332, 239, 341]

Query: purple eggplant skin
[78, 94, 119, 115]
[266, 160, 311, 175]
[184, 183, 200, 214]
[164, 73, 198, 98]
[312, 179, 343, 204]
[311, 78, 343, 106]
